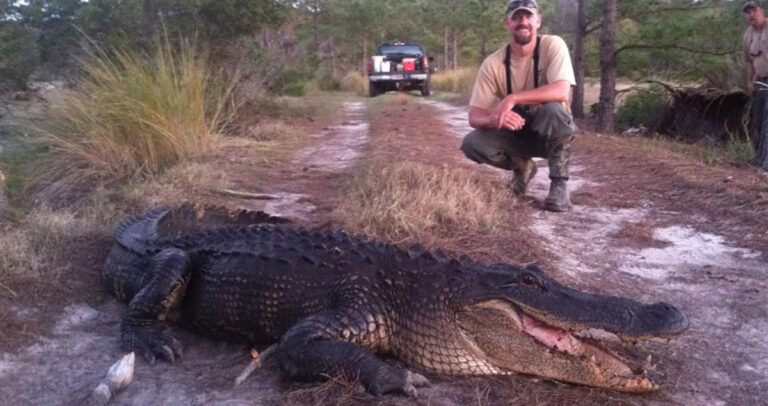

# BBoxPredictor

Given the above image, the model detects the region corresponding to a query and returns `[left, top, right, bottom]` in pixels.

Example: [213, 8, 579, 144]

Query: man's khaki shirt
[469, 35, 576, 110]
[744, 25, 768, 79]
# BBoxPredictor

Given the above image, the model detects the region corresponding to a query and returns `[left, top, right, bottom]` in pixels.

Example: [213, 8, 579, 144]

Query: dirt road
[1, 93, 766, 405]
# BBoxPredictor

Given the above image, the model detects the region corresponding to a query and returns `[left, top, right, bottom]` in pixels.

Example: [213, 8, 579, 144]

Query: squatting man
[461, 0, 578, 212]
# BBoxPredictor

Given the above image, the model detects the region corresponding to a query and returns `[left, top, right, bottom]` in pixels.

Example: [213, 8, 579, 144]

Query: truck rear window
[377, 45, 423, 56]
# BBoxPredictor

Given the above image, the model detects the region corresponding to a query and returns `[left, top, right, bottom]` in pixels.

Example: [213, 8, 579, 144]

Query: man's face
[745, 6, 766, 28]
[505, 10, 541, 46]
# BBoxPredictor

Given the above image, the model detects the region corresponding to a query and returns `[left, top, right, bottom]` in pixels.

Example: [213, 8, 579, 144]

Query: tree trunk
[571, 0, 587, 118]
[452, 30, 458, 70]
[362, 33, 368, 74]
[479, 32, 487, 65]
[478, 0, 489, 65]
[444, 26, 450, 71]
[312, 0, 320, 54]
[330, 37, 336, 77]
[597, 0, 617, 133]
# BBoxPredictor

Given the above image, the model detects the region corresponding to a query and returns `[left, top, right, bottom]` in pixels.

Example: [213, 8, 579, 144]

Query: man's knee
[460, 129, 512, 168]
[532, 102, 577, 140]
[537, 102, 569, 121]
[461, 130, 487, 163]
[460, 131, 478, 154]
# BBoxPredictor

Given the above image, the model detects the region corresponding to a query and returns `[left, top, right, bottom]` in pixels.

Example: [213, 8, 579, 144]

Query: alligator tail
[115, 203, 291, 253]
[115, 205, 173, 253]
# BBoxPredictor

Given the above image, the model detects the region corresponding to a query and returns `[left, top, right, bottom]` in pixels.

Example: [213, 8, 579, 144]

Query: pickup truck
[366, 42, 433, 97]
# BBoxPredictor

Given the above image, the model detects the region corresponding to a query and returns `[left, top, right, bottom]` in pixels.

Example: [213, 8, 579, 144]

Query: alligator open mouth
[518, 311, 658, 391]
[458, 299, 684, 392]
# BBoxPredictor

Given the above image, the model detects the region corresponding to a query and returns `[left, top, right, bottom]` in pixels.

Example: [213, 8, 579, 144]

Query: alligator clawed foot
[121, 323, 183, 364]
[401, 370, 430, 397]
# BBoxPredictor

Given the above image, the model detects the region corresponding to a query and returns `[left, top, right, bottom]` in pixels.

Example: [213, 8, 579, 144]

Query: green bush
[615, 86, 670, 131]
[269, 68, 308, 96]
[313, 65, 341, 91]
[0, 22, 39, 90]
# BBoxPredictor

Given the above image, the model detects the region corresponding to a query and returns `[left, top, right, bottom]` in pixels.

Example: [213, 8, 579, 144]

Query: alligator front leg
[265, 311, 429, 396]
[121, 248, 189, 364]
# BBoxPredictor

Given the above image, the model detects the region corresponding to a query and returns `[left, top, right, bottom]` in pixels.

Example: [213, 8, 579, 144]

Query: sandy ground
[1, 90, 767, 405]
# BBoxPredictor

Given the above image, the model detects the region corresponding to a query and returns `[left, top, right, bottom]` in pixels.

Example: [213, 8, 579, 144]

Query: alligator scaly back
[107, 204, 290, 301]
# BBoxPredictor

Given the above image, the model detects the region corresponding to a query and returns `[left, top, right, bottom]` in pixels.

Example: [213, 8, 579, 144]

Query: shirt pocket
[752, 34, 768, 57]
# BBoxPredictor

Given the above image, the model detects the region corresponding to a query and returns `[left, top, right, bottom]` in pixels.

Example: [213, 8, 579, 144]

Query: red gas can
[403, 58, 415, 71]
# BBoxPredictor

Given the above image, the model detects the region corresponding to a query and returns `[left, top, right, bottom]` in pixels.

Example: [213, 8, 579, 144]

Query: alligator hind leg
[121, 248, 190, 364]
[265, 311, 430, 396]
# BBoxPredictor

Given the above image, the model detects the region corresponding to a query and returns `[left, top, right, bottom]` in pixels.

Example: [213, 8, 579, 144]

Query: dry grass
[639, 134, 755, 166]
[32, 38, 237, 195]
[339, 72, 367, 96]
[0, 209, 105, 291]
[431, 68, 478, 97]
[123, 160, 230, 207]
[394, 92, 409, 105]
[332, 162, 516, 244]
[246, 121, 300, 142]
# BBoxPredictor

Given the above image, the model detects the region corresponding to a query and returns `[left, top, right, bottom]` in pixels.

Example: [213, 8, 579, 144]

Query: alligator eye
[522, 274, 538, 286]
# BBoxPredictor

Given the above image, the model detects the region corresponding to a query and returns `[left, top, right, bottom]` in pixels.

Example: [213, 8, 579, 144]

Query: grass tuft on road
[333, 161, 515, 243]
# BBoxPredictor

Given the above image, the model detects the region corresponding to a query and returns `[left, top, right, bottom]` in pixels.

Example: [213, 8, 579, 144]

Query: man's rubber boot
[510, 158, 537, 197]
[543, 177, 571, 212]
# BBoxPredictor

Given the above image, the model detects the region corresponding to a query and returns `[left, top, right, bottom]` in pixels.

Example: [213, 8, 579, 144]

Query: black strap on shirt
[504, 36, 541, 95]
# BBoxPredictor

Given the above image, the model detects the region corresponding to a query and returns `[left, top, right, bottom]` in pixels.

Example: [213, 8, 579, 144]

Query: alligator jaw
[458, 300, 662, 392]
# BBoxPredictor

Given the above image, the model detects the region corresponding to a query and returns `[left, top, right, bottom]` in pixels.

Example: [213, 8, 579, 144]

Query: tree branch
[584, 5, 722, 38]
[615, 44, 740, 57]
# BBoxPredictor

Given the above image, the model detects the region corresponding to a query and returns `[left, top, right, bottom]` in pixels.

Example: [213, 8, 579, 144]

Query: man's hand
[500, 110, 526, 131]
[490, 97, 526, 131]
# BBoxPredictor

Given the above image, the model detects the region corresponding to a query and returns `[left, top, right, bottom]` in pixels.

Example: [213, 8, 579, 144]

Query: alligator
[104, 203, 689, 396]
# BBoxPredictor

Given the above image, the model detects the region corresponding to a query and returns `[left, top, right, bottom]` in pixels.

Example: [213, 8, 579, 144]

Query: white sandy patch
[262, 192, 316, 221]
[619, 226, 764, 280]
[54, 304, 100, 334]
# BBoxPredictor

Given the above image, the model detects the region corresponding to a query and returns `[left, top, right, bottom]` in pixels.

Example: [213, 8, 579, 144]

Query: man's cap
[744, 1, 764, 12]
[507, 0, 539, 17]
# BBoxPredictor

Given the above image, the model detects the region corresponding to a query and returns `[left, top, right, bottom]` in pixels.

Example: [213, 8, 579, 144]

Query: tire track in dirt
[251, 101, 370, 221]
[421, 98, 768, 405]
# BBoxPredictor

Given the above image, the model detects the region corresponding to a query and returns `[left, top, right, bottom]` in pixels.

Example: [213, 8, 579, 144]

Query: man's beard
[514, 27, 533, 45]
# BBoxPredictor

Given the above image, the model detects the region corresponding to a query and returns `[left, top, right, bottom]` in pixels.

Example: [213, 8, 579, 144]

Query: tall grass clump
[339, 71, 367, 96]
[431, 67, 478, 97]
[333, 162, 515, 243]
[36, 38, 237, 188]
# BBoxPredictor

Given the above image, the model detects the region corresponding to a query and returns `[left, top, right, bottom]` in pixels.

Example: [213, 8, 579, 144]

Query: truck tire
[369, 81, 379, 97]
[421, 82, 431, 97]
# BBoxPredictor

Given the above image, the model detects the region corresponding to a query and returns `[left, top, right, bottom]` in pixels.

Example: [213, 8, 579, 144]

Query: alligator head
[456, 263, 689, 392]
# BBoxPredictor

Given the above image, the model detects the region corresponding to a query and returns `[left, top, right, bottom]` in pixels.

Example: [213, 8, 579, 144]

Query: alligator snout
[629, 302, 690, 339]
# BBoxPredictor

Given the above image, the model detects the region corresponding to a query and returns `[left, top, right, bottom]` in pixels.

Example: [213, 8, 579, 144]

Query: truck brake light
[366, 60, 373, 72]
